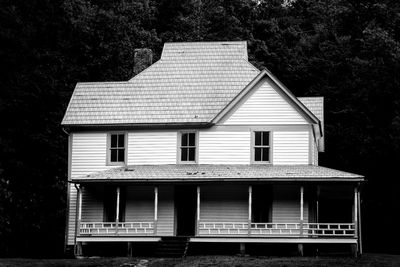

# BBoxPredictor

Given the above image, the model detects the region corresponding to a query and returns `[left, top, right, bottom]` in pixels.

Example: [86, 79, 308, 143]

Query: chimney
[133, 48, 153, 76]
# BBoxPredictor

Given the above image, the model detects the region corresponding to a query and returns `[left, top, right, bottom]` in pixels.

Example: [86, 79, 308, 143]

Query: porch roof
[72, 165, 364, 183]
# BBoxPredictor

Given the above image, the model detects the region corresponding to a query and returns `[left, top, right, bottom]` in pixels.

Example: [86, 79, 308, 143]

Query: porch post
[77, 185, 83, 233]
[115, 186, 120, 234]
[154, 186, 158, 235]
[75, 185, 83, 256]
[353, 186, 359, 257]
[196, 186, 200, 236]
[248, 185, 252, 236]
[354, 186, 358, 238]
[300, 186, 304, 236]
[316, 185, 320, 223]
[357, 185, 362, 255]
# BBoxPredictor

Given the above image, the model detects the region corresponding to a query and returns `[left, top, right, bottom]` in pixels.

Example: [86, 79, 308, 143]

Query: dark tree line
[1, 0, 399, 257]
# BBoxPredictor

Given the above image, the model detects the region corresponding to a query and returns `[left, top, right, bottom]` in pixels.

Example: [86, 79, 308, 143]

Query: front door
[175, 185, 197, 236]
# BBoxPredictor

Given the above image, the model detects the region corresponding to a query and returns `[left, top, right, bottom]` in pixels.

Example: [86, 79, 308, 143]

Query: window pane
[262, 132, 269, 146]
[255, 132, 261, 146]
[181, 148, 188, 161]
[118, 134, 125, 148]
[255, 148, 262, 161]
[111, 134, 118, 148]
[111, 149, 118, 162]
[181, 133, 188, 147]
[262, 148, 269, 162]
[188, 148, 195, 161]
[188, 133, 195, 146]
[118, 149, 125, 162]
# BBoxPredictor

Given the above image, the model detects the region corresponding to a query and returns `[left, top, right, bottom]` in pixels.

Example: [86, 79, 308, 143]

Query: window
[253, 131, 270, 163]
[180, 132, 196, 162]
[108, 133, 125, 164]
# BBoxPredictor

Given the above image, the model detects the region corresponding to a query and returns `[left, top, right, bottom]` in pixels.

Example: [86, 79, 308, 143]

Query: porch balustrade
[79, 222, 154, 235]
[198, 221, 355, 237]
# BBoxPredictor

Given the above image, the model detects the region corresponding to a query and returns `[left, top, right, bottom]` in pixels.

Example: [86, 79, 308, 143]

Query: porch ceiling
[71, 164, 364, 183]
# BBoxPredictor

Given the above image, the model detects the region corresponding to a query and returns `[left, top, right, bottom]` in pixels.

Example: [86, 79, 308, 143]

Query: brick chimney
[133, 48, 153, 75]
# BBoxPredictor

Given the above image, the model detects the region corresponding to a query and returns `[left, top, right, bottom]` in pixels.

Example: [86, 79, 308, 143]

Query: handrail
[79, 221, 154, 235]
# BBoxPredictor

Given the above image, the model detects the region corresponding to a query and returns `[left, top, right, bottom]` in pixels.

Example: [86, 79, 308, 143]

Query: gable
[221, 77, 308, 125]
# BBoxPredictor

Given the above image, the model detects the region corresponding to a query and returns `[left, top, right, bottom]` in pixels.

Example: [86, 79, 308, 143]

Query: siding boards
[157, 186, 174, 236]
[125, 186, 154, 222]
[68, 133, 117, 245]
[272, 185, 308, 223]
[223, 79, 307, 125]
[128, 131, 177, 165]
[201, 185, 248, 222]
[273, 131, 309, 165]
[199, 131, 250, 164]
[81, 186, 103, 222]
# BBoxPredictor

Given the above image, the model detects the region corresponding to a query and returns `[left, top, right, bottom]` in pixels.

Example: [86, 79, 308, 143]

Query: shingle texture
[298, 97, 325, 149]
[74, 164, 363, 182]
[61, 41, 259, 125]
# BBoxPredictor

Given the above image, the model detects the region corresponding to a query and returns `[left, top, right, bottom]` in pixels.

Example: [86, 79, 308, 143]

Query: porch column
[77, 185, 83, 233]
[115, 186, 120, 234]
[351, 186, 359, 257]
[248, 185, 252, 236]
[316, 186, 320, 223]
[196, 186, 200, 236]
[75, 185, 83, 256]
[354, 186, 358, 238]
[357, 185, 362, 255]
[300, 186, 304, 236]
[154, 186, 158, 235]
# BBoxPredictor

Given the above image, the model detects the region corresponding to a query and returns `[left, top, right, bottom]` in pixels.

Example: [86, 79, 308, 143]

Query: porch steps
[155, 237, 189, 258]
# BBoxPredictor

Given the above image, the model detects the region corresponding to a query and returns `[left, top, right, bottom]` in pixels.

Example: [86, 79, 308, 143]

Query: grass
[0, 254, 400, 267]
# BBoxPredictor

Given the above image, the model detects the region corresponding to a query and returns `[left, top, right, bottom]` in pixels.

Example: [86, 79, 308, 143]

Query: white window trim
[106, 132, 127, 166]
[177, 131, 198, 164]
[250, 130, 272, 164]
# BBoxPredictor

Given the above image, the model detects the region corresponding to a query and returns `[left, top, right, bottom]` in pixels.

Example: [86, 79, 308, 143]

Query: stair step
[155, 237, 189, 258]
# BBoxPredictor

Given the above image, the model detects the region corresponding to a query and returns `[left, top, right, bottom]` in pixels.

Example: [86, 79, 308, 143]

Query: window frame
[107, 132, 127, 166]
[177, 131, 198, 164]
[251, 130, 272, 164]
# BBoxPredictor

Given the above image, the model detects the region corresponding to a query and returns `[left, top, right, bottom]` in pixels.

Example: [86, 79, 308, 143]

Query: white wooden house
[61, 41, 364, 257]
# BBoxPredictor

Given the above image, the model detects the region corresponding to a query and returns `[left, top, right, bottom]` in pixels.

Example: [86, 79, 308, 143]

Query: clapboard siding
[157, 186, 174, 236]
[128, 131, 177, 165]
[199, 131, 251, 164]
[273, 131, 309, 165]
[223, 79, 307, 125]
[201, 185, 248, 222]
[68, 133, 118, 245]
[81, 186, 103, 222]
[272, 185, 308, 223]
[125, 186, 154, 222]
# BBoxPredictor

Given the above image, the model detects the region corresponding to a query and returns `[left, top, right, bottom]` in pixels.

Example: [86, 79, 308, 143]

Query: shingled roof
[72, 164, 364, 183]
[61, 41, 260, 126]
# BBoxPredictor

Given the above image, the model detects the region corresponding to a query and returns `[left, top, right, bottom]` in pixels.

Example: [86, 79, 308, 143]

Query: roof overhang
[70, 164, 364, 184]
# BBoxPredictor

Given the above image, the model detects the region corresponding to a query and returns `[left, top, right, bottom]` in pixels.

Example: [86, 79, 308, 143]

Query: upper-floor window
[108, 133, 126, 165]
[253, 131, 270, 163]
[179, 132, 197, 163]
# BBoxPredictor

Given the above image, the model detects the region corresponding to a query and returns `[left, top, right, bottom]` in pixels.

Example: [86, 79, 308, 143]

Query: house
[61, 41, 364, 257]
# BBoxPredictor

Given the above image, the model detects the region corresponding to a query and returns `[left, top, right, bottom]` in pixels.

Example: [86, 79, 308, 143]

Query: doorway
[175, 185, 197, 236]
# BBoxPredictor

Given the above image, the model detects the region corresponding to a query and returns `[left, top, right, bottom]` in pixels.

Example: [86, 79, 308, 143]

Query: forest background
[1, 0, 400, 257]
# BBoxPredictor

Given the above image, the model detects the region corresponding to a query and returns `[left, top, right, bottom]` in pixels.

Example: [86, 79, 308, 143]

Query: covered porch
[72, 164, 363, 255]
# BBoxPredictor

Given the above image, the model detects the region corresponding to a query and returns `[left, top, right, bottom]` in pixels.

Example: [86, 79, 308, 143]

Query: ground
[0, 254, 399, 267]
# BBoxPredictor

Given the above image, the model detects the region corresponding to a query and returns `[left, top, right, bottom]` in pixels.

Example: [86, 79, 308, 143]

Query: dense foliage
[1, 0, 399, 257]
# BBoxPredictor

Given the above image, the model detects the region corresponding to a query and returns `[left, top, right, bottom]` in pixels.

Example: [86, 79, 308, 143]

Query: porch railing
[199, 221, 355, 237]
[198, 222, 249, 235]
[79, 222, 154, 235]
[304, 223, 355, 237]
